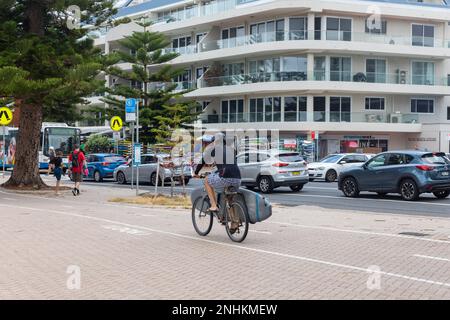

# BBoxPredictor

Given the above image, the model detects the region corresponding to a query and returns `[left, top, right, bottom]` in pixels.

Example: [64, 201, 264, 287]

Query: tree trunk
[2, 104, 46, 189]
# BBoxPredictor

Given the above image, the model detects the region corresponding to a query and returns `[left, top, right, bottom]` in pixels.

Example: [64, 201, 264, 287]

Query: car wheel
[117, 171, 126, 185]
[94, 170, 103, 182]
[433, 190, 450, 199]
[290, 184, 304, 192]
[400, 179, 419, 201]
[341, 177, 360, 198]
[325, 170, 337, 182]
[258, 176, 274, 194]
[150, 172, 162, 186]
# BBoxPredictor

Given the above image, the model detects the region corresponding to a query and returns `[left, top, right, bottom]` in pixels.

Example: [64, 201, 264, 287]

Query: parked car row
[73, 150, 450, 201]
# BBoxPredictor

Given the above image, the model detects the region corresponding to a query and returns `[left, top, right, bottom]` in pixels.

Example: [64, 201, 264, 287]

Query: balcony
[200, 112, 419, 125]
[199, 71, 449, 88]
[171, 30, 450, 58]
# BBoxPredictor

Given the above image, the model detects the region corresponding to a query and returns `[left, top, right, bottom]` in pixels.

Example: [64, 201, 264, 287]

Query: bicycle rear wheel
[192, 196, 213, 236]
[225, 199, 249, 243]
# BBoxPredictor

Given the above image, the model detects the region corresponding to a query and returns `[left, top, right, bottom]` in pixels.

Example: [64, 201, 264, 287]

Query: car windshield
[277, 153, 304, 162]
[320, 155, 342, 163]
[104, 156, 125, 163]
[422, 154, 450, 165]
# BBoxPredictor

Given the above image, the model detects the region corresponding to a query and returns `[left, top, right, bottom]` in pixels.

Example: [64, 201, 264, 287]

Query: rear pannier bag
[239, 188, 272, 224]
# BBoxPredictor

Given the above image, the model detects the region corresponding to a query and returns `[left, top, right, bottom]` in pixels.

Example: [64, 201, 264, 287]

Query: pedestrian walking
[50, 150, 63, 195]
[47, 147, 56, 175]
[68, 144, 86, 196]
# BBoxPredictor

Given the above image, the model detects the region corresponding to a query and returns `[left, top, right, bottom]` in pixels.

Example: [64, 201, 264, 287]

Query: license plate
[442, 171, 449, 176]
[291, 171, 300, 176]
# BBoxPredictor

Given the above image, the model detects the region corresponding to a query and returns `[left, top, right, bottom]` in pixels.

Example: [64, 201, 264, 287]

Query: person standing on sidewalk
[50, 150, 63, 195]
[68, 144, 86, 196]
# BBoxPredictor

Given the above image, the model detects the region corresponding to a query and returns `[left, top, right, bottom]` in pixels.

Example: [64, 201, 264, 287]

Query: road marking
[413, 254, 450, 262]
[102, 225, 151, 236]
[268, 221, 450, 244]
[249, 230, 272, 235]
[61, 205, 74, 209]
[2, 198, 15, 201]
[1, 202, 450, 289]
[279, 193, 450, 207]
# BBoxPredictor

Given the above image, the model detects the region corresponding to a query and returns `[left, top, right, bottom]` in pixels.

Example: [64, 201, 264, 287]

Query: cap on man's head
[74, 144, 80, 150]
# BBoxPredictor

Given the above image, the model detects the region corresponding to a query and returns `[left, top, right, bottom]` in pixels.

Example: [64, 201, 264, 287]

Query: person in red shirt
[68, 144, 86, 196]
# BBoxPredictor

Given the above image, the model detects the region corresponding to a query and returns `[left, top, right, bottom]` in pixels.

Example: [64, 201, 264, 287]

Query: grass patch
[109, 194, 191, 208]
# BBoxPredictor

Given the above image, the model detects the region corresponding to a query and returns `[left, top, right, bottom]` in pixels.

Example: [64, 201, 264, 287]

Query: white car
[308, 153, 374, 182]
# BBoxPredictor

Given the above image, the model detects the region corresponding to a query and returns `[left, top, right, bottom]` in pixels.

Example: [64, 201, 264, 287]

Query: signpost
[124, 98, 139, 193]
[125, 98, 137, 123]
[0, 107, 13, 176]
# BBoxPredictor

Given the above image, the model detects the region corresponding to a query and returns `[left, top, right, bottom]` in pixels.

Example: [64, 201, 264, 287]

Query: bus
[0, 123, 81, 170]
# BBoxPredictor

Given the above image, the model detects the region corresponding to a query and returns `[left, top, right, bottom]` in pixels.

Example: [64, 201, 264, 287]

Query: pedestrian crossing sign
[0, 107, 13, 126]
[110, 116, 123, 132]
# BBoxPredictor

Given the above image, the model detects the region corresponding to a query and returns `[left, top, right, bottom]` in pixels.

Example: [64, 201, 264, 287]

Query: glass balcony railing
[194, 30, 450, 55]
[199, 112, 420, 124]
[200, 71, 450, 88]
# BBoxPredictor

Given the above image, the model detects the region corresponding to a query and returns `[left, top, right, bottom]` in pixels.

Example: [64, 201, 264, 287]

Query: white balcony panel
[185, 81, 450, 99]
[169, 40, 450, 66]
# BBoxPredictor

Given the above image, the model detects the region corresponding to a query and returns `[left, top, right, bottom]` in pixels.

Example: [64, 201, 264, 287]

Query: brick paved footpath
[0, 175, 450, 299]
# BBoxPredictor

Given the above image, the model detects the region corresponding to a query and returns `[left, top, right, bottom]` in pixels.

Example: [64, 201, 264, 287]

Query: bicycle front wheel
[192, 196, 213, 236]
[225, 200, 249, 243]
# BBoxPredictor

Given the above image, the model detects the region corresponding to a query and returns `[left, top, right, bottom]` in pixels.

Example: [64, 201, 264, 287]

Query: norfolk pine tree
[0, 0, 116, 188]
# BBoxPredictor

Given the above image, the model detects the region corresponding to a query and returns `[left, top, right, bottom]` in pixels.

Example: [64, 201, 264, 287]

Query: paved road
[1, 179, 450, 299]
[79, 177, 450, 218]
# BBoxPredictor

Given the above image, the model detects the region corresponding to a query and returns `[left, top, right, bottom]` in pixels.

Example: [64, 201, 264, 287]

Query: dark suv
[338, 151, 450, 201]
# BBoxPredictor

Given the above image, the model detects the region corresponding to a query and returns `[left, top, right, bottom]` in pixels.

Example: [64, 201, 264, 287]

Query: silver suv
[237, 150, 309, 193]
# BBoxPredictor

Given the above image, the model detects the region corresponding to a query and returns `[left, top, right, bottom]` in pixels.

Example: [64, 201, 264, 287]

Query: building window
[221, 99, 244, 123]
[330, 57, 351, 81]
[365, 97, 385, 110]
[250, 19, 285, 43]
[281, 56, 307, 80]
[172, 36, 192, 54]
[284, 96, 307, 122]
[250, 97, 281, 122]
[330, 97, 351, 122]
[314, 17, 322, 40]
[326, 17, 352, 41]
[314, 57, 326, 80]
[314, 97, 326, 122]
[412, 61, 435, 85]
[289, 17, 308, 40]
[365, 19, 387, 34]
[366, 59, 386, 83]
[411, 98, 434, 114]
[447, 106, 450, 120]
[221, 26, 245, 48]
[412, 24, 434, 47]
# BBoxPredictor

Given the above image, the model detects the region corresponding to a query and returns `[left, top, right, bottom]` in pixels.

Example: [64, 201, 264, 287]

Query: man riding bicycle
[193, 134, 242, 231]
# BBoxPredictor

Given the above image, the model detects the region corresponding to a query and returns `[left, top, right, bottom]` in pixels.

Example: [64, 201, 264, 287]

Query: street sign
[134, 143, 142, 166]
[110, 116, 123, 132]
[311, 130, 319, 140]
[0, 107, 13, 126]
[125, 98, 137, 122]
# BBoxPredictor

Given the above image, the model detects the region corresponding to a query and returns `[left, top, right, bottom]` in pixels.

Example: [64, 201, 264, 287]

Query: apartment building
[89, 0, 450, 156]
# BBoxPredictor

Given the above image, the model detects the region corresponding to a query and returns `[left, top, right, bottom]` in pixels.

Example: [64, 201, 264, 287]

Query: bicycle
[191, 174, 250, 243]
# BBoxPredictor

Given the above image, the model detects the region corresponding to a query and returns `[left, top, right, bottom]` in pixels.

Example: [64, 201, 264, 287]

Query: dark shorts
[72, 172, 83, 182]
[207, 173, 241, 191]
[54, 167, 62, 181]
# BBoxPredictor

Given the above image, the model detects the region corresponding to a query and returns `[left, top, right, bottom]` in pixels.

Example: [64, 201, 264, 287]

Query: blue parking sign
[125, 98, 137, 113]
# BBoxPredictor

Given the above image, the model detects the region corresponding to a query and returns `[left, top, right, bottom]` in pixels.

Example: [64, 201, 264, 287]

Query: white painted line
[268, 221, 450, 244]
[280, 193, 450, 207]
[413, 254, 450, 263]
[1, 202, 450, 289]
[102, 225, 151, 236]
[61, 205, 74, 209]
[249, 230, 272, 235]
